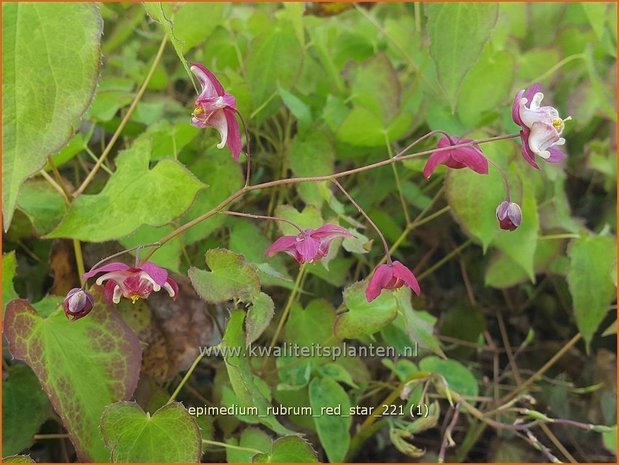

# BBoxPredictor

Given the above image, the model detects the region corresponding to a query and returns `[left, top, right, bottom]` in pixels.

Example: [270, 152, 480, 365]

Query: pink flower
[496, 200, 522, 231]
[63, 288, 94, 321]
[265, 224, 353, 264]
[512, 84, 570, 169]
[366, 261, 420, 302]
[190, 63, 242, 161]
[423, 136, 488, 179]
[83, 262, 178, 304]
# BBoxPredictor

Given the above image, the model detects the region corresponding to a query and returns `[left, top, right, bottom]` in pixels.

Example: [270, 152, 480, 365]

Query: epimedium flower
[512, 83, 571, 169]
[496, 200, 522, 231]
[366, 261, 421, 302]
[83, 262, 179, 305]
[190, 63, 243, 161]
[423, 136, 488, 179]
[63, 288, 94, 321]
[265, 224, 353, 264]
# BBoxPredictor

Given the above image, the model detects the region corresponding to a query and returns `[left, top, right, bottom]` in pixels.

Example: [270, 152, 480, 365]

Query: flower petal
[207, 109, 228, 150]
[451, 145, 489, 175]
[224, 108, 242, 161]
[83, 262, 130, 280]
[265, 235, 298, 257]
[311, 224, 353, 241]
[423, 150, 452, 179]
[546, 146, 566, 163]
[518, 128, 540, 169]
[528, 122, 560, 158]
[140, 262, 168, 287]
[391, 261, 421, 295]
[190, 63, 225, 97]
[365, 264, 394, 302]
[163, 278, 179, 300]
[296, 236, 321, 263]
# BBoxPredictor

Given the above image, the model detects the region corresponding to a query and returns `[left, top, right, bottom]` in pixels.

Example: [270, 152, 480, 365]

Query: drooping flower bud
[63, 288, 94, 321]
[496, 201, 522, 231]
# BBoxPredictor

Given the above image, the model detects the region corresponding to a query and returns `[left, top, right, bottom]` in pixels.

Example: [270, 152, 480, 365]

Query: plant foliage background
[2, 2, 617, 463]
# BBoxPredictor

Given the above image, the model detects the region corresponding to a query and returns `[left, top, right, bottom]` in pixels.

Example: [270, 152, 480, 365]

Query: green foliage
[567, 233, 617, 348]
[245, 292, 275, 345]
[189, 248, 261, 304]
[254, 436, 318, 463]
[425, 3, 499, 109]
[3, 288, 141, 461]
[2, 251, 18, 316]
[48, 139, 205, 241]
[2, 365, 51, 456]
[2, 3, 102, 228]
[100, 402, 202, 462]
[309, 377, 351, 462]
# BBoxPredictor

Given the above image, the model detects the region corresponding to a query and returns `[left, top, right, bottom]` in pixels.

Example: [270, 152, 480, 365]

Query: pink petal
[391, 261, 421, 295]
[164, 278, 179, 300]
[423, 151, 452, 179]
[190, 63, 225, 97]
[365, 264, 394, 302]
[224, 108, 242, 161]
[103, 280, 118, 304]
[140, 262, 168, 287]
[83, 262, 130, 280]
[546, 146, 566, 163]
[519, 128, 540, 169]
[265, 235, 298, 257]
[296, 236, 321, 263]
[451, 145, 489, 175]
[512, 89, 524, 126]
[311, 224, 353, 241]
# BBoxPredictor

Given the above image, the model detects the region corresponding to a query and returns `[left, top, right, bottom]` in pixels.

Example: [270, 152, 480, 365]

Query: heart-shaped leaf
[100, 401, 202, 463]
[3, 288, 142, 461]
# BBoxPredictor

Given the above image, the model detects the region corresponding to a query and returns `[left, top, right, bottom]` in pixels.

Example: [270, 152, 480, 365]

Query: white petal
[139, 272, 160, 292]
[528, 122, 560, 158]
[163, 282, 176, 298]
[529, 92, 544, 110]
[112, 285, 122, 304]
[190, 65, 218, 100]
[209, 110, 228, 149]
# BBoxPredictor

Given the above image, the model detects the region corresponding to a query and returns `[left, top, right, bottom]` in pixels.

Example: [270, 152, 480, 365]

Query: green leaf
[309, 377, 351, 462]
[169, 3, 228, 51]
[567, 234, 617, 348]
[2, 3, 102, 228]
[285, 300, 336, 346]
[119, 224, 182, 273]
[396, 288, 445, 358]
[247, 23, 303, 117]
[581, 3, 610, 40]
[602, 425, 617, 454]
[419, 357, 478, 398]
[279, 86, 312, 135]
[225, 427, 272, 463]
[222, 311, 294, 435]
[254, 436, 318, 463]
[3, 288, 142, 461]
[289, 132, 334, 207]
[425, 3, 499, 110]
[100, 402, 201, 463]
[457, 48, 515, 126]
[2, 365, 51, 456]
[2, 456, 35, 463]
[275, 205, 323, 234]
[335, 281, 399, 339]
[2, 251, 18, 316]
[317, 363, 359, 389]
[189, 248, 260, 304]
[246, 292, 275, 345]
[16, 179, 66, 236]
[47, 139, 205, 241]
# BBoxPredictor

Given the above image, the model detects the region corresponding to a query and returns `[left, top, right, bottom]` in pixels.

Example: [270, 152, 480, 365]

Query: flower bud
[63, 288, 94, 321]
[496, 201, 522, 231]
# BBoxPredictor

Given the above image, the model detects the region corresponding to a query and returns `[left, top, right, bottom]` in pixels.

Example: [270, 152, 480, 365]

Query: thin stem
[266, 264, 306, 353]
[500, 333, 582, 403]
[142, 133, 520, 262]
[202, 439, 264, 456]
[412, 205, 451, 229]
[74, 34, 168, 197]
[220, 210, 304, 234]
[236, 110, 252, 187]
[73, 240, 86, 287]
[332, 179, 392, 264]
[87, 242, 160, 275]
[39, 170, 69, 202]
[539, 233, 580, 240]
[84, 145, 114, 175]
[385, 129, 411, 224]
[168, 349, 207, 403]
[486, 157, 511, 200]
[438, 403, 461, 463]
[48, 157, 72, 200]
[417, 239, 472, 280]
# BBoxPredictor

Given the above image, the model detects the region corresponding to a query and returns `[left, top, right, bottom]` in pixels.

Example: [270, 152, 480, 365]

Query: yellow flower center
[552, 118, 564, 130]
[130, 294, 140, 304]
[193, 106, 204, 116]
